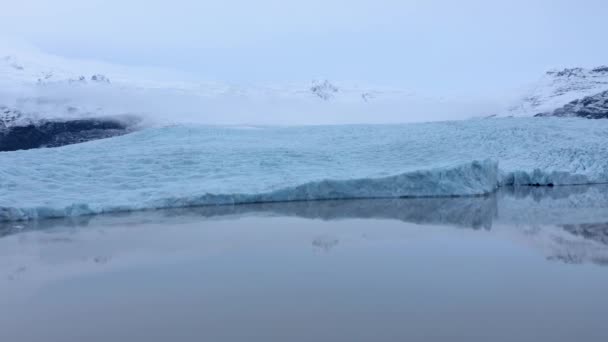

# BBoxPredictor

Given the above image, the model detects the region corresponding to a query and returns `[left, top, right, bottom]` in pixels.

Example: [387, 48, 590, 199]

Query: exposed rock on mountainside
[503, 66, 608, 117]
[536, 90, 608, 119]
[310, 80, 339, 100]
[91, 74, 110, 83]
[1, 106, 137, 152]
[0, 106, 29, 129]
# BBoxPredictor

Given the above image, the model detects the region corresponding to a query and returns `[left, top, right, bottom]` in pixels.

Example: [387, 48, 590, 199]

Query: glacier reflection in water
[2, 185, 608, 342]
[2, 185, 608, 266]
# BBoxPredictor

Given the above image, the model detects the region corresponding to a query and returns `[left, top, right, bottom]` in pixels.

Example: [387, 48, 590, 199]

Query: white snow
[1, 117, 608, 221]
[0, 42, 501, 125]
[500, 66, 608, 117]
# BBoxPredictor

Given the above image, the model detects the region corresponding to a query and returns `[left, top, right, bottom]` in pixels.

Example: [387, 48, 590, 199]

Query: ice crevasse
[1, 117, 607, 221]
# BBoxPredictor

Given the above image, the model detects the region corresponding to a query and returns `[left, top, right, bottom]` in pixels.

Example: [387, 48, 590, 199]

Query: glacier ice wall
[1, 117, 608, 221]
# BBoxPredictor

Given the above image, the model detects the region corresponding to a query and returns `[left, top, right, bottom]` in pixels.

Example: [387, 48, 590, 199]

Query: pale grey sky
[2, 0, 608, 95]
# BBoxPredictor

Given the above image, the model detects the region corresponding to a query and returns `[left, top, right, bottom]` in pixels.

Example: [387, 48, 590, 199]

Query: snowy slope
[537, 90, 608, 119]
[0, 41, 197, 90]
[2, 43, 443, 150]
[1, 117, 608, 221]
[500, 66, 608, 117]
[0, 44, 412, 111]
[1, 42, 504, 126]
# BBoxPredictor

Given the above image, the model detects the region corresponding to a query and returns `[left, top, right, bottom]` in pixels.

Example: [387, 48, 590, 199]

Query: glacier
[1, 117, 608, 221]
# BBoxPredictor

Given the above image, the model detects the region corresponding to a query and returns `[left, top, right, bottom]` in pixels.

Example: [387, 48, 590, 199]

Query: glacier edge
[0, 160, 500, 222]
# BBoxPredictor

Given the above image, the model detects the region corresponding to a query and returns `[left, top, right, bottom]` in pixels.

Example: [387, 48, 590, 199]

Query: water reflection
[2, 185, 608, 266]
[312, 235, 340, 252]
[1, 194, 498, 233]
[562, 223, 608, 245]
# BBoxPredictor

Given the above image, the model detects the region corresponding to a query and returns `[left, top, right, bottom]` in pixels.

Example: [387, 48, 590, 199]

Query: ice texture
[1, 117, 608, 221]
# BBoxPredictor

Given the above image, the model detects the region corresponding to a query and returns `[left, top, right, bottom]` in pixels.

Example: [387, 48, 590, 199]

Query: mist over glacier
[0, 40, 510, 126]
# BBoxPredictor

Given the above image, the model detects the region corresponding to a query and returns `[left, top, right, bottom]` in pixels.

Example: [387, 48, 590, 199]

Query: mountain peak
[546, 67, 586, 78]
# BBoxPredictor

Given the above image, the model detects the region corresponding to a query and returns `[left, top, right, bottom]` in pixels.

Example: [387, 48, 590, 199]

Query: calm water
[1, 186, 608, 342]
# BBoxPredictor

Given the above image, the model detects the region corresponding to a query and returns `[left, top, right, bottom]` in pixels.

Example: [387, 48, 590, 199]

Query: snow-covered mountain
[0, 42, 197, 90]
[537, 90, 608, 119]
[0, 44, 411, 106]
[1, 104, 137, 152]
[0, 43, 428, 150]
[2, 41, 505, 129]
[500, 66, 608, 117]
[0, 44, 170, 151]
[8, 39, 608, 149]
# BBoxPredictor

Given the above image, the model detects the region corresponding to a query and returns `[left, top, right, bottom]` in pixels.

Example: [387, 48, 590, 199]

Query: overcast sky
[2, 0, 608, 95]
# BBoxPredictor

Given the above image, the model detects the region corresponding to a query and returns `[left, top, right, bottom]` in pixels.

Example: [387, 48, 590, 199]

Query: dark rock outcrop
[504, 65, 608, 116]
[536, 90, 608, 119]
[310, 80, 338, 100]
[91, 74, 110, 83]
[1, 106, 136, 152]
[0, 118, 131, 152]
